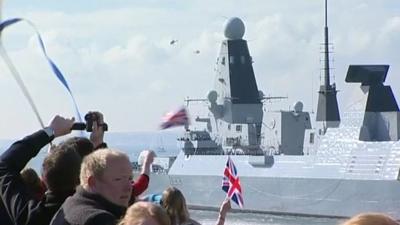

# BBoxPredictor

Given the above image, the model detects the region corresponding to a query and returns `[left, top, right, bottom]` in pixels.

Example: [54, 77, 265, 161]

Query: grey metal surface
[316, 0, 340, 126]
[144, 111, 400, 218]
[143, 16, 400, 219]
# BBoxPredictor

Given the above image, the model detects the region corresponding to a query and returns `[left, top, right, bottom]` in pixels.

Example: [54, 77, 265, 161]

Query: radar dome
[224, 17, 245, 40]
[293, 101, 303, 113]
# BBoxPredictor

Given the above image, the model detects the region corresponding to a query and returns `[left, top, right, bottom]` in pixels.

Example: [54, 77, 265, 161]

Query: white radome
[224, 17, 245, 40]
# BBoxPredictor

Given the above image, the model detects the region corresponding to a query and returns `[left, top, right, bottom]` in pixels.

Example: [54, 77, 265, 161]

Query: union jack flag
[160, 107, 189, 129]
[222, 156, 244, 208]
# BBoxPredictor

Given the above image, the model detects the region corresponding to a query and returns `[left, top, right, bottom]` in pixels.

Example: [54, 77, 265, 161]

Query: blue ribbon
[0, 18, 83, 122]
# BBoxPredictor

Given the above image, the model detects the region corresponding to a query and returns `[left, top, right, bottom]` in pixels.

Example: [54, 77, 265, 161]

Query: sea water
[190, 209, 342, 225]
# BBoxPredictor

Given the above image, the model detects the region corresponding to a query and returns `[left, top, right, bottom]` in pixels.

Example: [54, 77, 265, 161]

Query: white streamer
[0, 2, 45, 129]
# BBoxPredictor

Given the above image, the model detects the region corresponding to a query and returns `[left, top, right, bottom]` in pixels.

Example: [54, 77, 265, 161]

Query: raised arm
[0, 115, 74, 171]
[132, 150, 155, 198]
[0, 115, 73, 225]
[141, 150, 155, 176]
[215, 199, 231, 225]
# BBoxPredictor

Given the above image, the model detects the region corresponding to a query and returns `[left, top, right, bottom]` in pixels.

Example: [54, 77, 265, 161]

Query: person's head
[80, 148, 133, 207]
[21, 167, 45, 200]
[161, 187, 189, 225]
[341, 213, 399, 225]
[118, 202, 171, 225]
[42, 144, 82, 194]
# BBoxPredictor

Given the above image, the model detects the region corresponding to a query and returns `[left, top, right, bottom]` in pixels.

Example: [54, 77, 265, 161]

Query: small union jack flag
[222, 156, 244, 208]
[160, 107, 189, 129]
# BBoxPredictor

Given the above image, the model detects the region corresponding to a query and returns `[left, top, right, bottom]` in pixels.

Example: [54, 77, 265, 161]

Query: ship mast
[323, 0, 330, 88]
[316, 0, 340, 131]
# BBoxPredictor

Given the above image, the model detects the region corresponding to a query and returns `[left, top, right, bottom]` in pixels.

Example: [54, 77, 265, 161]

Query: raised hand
[89, 111, 105, 147]
[48, 115, 75, 138]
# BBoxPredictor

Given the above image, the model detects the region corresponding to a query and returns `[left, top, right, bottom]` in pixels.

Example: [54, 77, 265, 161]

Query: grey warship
[143, 1, 400, 219]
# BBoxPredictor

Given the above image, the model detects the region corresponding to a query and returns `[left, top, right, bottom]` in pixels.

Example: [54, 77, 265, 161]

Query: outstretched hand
[215, 199, 231, 225]
[143, 150, 156, 166]
[140, 150, 156, 175]
[48, 115, 74, 138]
[219, 199, 231, 217]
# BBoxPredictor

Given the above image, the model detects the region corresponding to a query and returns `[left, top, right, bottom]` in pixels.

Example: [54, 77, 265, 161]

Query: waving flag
[160, 107, 189, 129]
[222, 157, 244, 208]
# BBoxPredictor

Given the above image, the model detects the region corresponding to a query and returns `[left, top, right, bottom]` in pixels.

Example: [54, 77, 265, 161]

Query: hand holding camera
[71, 111, 108, 132]
[48, 115, 75, 137]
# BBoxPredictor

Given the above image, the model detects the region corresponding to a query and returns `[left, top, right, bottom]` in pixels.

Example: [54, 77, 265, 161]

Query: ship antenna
[315, 0, 340, 129]
[324, 0, 330, 88]
[311, 68, 314, 114]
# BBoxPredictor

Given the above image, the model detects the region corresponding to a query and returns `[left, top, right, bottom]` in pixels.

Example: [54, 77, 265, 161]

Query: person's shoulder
[85, 210, 117, 225]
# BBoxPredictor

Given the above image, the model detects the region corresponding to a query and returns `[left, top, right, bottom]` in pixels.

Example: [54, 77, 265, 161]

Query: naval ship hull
[137, 14, 400, 219]
[144, 154, 400, 219]
[173, 176, 400, 218]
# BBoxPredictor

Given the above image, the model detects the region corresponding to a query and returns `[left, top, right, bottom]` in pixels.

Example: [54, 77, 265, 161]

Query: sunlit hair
[341, 213, 399, 225]
[118, 202, 171, 225]
[161, 187, 190, 225]
[80, 148, 129, 188]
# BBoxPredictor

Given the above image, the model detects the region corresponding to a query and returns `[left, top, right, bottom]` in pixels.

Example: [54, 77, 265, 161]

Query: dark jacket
[51, 186, 126, 225]
[0, 202, 12, 225]
[0, 130, 70, 225]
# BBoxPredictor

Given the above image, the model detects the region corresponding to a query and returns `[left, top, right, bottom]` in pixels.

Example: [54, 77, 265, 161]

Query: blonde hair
[118, 202, 171, 225]
[161, 187, 190, 225]
[80, 148, 129, 188]
[341, 213, 399, 225]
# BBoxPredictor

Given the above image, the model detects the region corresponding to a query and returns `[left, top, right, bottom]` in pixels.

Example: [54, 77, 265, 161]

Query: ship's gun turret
[346, 65, 400, 141]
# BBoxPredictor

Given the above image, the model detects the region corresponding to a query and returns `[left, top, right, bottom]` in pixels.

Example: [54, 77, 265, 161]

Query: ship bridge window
[229, 56, 235, 64]
[221, 57, 225, 65]
[236, 125, 242, 132]
[228, 124, 231, 130]
[240, 56, 246, 64]
[309, 133, 315, 144]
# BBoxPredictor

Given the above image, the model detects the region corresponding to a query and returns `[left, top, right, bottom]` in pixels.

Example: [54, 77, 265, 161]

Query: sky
[0, 0, 399, 138]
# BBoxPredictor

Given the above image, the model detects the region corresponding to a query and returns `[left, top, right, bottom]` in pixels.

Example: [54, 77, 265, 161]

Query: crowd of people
[0, 112, 231, 225]
[0, 112, 398, 225]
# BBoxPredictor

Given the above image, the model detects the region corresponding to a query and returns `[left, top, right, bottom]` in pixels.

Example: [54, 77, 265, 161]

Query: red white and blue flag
[222, 157, 244, 208]
[160, 107, 189, 129]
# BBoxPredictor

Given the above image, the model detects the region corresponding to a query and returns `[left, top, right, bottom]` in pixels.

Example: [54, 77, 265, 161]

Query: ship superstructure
[143, 4, 400, 219]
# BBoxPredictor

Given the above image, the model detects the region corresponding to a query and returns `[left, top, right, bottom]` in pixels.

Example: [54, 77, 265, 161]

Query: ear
[87, 175, 96, 190]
